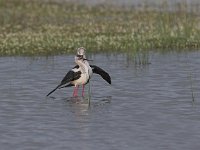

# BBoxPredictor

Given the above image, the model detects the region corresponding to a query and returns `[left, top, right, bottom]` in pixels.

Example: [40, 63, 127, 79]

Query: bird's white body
[71, 55, 90, 96]
[84, 59, 93, 78]
[71, 65, 89, 86]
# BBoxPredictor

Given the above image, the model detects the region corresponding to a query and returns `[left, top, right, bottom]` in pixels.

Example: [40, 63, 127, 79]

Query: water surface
[0, 51, 200, 150]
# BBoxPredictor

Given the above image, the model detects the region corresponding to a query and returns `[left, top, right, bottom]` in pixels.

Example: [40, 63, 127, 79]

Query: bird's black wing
[60, 70, 81, 84]
[90, 65, 111, 84]
[46, 84, 61, 97]
[46, 70, 81, 96]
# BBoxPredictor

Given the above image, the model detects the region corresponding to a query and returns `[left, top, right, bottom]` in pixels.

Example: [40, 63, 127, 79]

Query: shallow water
[0, 51, 200, 150]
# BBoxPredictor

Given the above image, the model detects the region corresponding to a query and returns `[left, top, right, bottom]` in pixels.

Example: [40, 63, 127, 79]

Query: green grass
[0, 0, 200, 56]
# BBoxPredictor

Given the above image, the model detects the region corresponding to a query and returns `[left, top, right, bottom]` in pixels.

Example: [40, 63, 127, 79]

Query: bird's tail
[46, 85, 60, 97]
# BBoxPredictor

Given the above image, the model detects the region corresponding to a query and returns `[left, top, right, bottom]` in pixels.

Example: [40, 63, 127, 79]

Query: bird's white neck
[75, 59, 87, 73]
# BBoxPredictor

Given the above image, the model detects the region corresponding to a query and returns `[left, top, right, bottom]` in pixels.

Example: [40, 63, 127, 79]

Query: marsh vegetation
[0, 0, 200, 56]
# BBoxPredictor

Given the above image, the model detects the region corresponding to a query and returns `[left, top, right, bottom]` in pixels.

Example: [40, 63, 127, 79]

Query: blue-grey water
[0, 51, 200, 150]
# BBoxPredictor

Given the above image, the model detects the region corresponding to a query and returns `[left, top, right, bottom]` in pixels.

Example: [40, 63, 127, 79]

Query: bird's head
[76, 47, 93, 61]
[77, 47, 86, 58]
[75, 54, 84, 61]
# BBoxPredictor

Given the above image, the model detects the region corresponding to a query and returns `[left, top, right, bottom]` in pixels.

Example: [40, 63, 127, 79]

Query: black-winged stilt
[60, 47, 111, 94]
[46, 54, 90, 97]
[46, 47, 111, 97]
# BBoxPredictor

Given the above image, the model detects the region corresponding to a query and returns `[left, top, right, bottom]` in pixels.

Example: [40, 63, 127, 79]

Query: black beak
[76, 55, 83, 59]
[83, 58, 93, 61]
[76, 55, 93, 61]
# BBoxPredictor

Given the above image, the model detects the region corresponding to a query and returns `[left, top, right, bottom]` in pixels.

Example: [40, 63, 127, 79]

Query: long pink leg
[76, 85, 79, 96]
[73, 86, 79, 97]
[82, 84, 85, 97]
[73, 86, 77, 97]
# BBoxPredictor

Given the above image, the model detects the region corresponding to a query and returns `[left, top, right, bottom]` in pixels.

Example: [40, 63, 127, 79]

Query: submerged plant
[189, 72, 195, 102]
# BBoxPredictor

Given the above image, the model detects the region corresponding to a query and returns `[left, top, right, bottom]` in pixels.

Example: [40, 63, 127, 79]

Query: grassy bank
[0, 0, 200, 56]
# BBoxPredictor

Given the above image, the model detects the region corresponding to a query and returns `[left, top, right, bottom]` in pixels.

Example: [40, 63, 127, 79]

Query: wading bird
[60, 47, 111, 94]
[46, 47, 111, 97]
[46, 54, 90, 97]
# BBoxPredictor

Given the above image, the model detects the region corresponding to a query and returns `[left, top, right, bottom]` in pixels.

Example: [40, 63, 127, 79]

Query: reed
[189, 73, 195, 102]
[0, 0, 200, 56]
